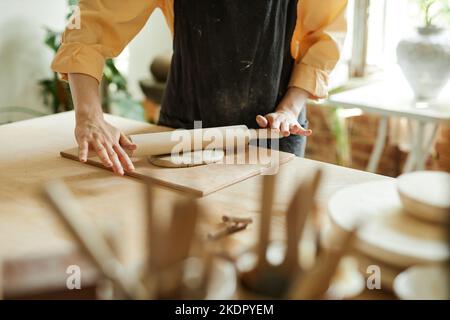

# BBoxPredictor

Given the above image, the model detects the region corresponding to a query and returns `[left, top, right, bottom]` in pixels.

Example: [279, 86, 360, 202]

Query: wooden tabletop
[0, 111, 390, 297]
[326, 81, 450, 123]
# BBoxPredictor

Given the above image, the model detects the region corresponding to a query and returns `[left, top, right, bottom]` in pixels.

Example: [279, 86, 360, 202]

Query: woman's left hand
[256, 87, 312, 137]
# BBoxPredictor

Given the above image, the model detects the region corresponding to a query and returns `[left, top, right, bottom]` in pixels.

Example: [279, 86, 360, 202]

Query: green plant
[328, 107, 351, 166]
[322, 85, 351, 166]
[40, 0, 144, 121]
[414, 0, 450, 27]
[40, 28, 73, 113]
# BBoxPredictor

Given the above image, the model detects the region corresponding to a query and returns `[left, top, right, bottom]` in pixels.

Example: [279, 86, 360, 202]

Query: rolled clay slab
[148, 149, 225, 168]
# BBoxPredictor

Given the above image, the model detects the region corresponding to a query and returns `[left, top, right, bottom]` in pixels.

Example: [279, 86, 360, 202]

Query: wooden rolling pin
[129, 125, 282, 157]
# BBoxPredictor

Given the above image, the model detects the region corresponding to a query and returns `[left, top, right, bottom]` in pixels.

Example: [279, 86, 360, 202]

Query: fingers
[105, 144, 124, 176]
[92, 140, 113, 169]
[78, 140, 89, 162]
[258, 113, 283, 132]
[280, 121, 290, 137]
[290, 123, 313, 136]
[268, 114, 281, 130]
[120, 133, 137, 151]
[113, 144, 135, 172]
[87, 140, 135, 176]
[257, 112, 313, 137]
[256, 115, 268, 128]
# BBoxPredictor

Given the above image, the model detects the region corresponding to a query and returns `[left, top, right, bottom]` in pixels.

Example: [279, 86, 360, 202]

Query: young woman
[52, 0, 347, 175]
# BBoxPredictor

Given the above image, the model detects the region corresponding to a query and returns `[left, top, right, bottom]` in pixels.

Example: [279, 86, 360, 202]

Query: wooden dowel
[44, 180, 142, 300]
[289, 228, 357, 299]
[257, 174, 276, 268]
[158, 199, 199, 298]
[282, 170, 322, 273]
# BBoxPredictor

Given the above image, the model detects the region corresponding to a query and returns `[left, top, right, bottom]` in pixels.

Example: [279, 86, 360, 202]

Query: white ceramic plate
[328, 180, 449, 268]
[394, 264, 449, 300]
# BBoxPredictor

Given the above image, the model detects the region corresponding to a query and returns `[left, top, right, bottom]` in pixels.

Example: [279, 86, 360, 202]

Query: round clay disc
[328, 180, 449, 269]
[148, 149, 225, 168]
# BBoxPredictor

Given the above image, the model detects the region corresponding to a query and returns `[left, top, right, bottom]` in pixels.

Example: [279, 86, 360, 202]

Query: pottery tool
[238, 174, 276, 295]
[222, 215, 253, 225]
[142, 179, 158, 298]
[142, 179, 236, 300]
[239, 171, 324, 298]
[207, 215, 253, 241]
[288, 227, 357, 299]
[128, 125, 283, 158]
[397, 171, 450, 224]
[207, 223, 249, 241]
[97, 221, 124, 299]
[44, 179, 237, 300]
[157, 199, 199, 299]
[281, 170, 322, 275]
[43, 180, 146, 300]
[258, 174, 277, 268]
[328, 180, 449, 269]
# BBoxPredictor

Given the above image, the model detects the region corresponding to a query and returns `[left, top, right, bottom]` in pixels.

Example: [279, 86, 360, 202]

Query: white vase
[397, 27, 450, 100]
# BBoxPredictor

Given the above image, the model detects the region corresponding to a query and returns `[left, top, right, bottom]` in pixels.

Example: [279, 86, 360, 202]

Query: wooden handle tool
[282, 170, 322, 272]
[129, 126, 283, 157]
[257, 174, 276, 269]
[288, 227, 356, 299]
[157, 199, 199, 299]
[44, 180, 144, 300]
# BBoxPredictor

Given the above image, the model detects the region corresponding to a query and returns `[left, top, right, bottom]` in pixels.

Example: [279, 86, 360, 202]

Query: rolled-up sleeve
[51, 0, 158, 83]
[289, 0, 347, 99]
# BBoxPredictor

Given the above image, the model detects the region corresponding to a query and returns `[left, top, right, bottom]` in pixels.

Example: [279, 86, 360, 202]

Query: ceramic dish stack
[326, 171, 449, 299]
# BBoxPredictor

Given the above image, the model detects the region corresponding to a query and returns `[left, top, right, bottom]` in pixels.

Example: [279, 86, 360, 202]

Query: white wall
[0, 1, 172, 123]
[0, 0, 67, 122]
[125, 8, 172, 100]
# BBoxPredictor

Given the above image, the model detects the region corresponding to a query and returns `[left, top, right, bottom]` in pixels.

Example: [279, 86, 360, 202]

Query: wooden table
[0, 111, 391, 299]
[325, 80, 450, 173]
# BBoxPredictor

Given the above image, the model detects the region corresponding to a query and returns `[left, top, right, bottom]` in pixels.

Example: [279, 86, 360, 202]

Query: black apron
[159, 0, 308, 156]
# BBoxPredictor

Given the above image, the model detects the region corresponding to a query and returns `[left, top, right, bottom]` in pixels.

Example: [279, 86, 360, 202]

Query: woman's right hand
[75, 115, 136, 175]
[68, 73, 136, 176]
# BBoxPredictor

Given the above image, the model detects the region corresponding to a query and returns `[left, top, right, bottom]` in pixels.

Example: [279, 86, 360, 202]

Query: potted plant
[40, 0, 144, 121]
[397, 0, 450, 100]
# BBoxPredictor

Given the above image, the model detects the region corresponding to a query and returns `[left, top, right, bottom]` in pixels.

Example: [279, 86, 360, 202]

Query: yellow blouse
[51, 0, 347, 99]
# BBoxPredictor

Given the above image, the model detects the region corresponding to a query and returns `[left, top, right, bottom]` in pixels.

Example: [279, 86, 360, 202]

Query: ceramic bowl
[397, 171, 450, 224]
[393, 264, 449, 300]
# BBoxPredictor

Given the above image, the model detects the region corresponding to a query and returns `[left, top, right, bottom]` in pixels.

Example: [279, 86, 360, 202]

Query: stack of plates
[327, 171, 450, 299]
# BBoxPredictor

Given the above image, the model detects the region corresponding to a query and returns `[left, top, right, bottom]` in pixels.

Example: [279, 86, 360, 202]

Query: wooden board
[328, 180, 449, 269]
[61, 144, 294, 197]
